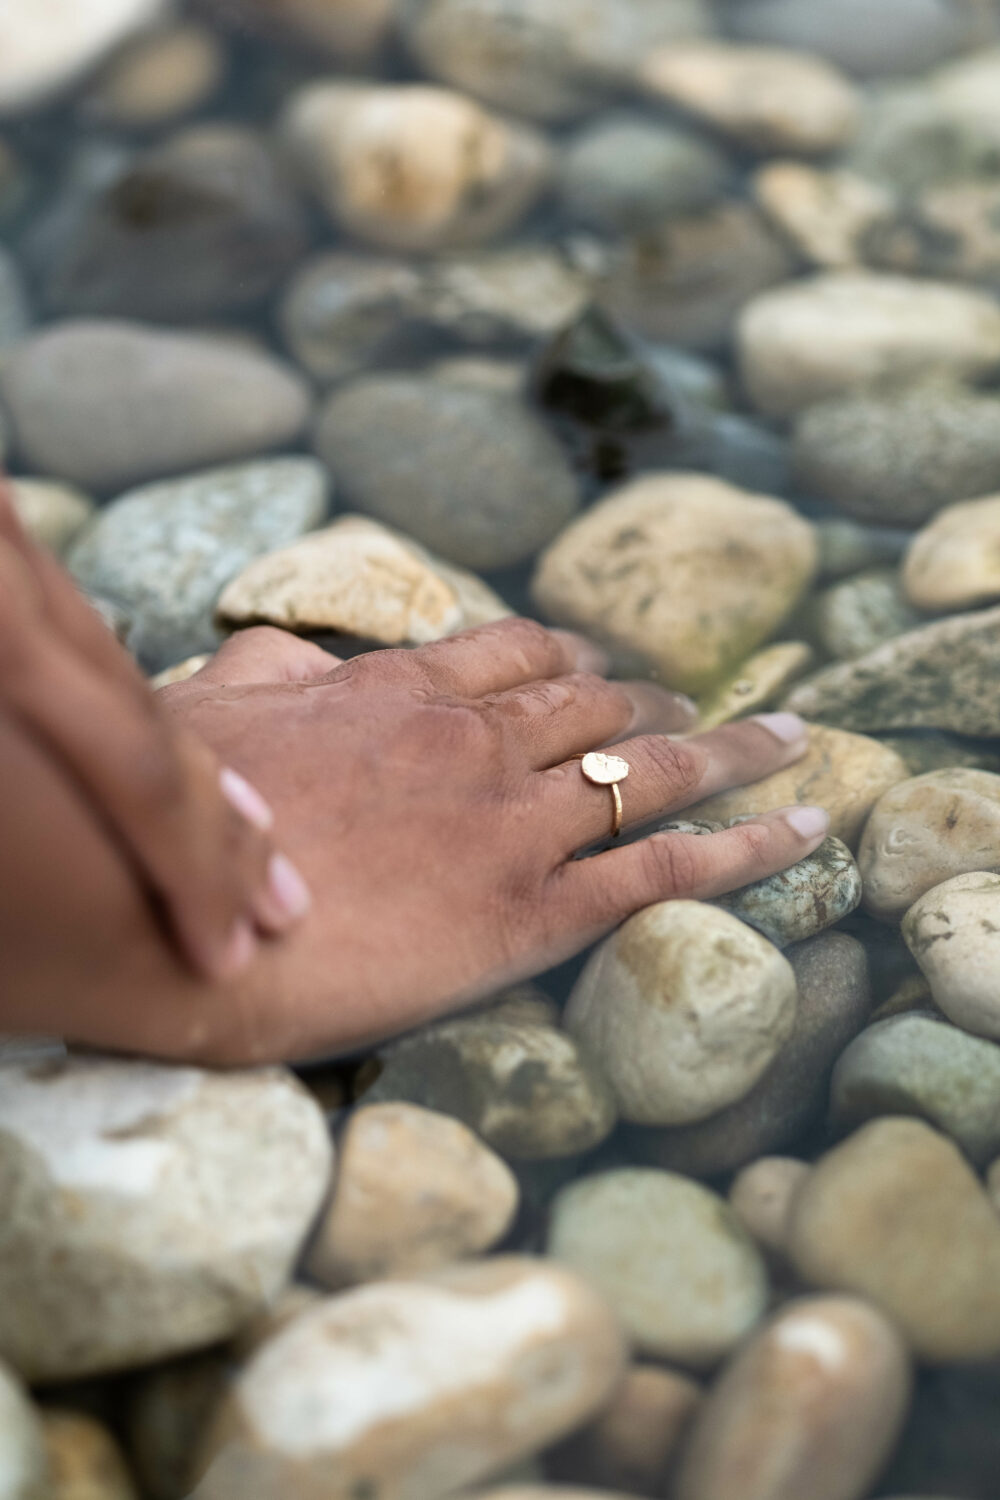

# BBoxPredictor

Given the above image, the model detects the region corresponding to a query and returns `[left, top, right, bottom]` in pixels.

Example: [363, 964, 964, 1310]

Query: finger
[400, 618, 608, 698]
[484, 674, 697, 768]
[558, 804, 831, 931]
[544, 712, 809, 852]
[194, 626, 338, 687]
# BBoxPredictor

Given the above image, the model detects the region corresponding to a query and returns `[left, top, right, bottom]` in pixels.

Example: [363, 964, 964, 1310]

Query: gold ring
[574, 750, 630, 839]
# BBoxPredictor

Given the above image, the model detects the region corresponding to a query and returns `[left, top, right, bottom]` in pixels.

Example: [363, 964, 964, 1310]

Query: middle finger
[484, 673, 697, 767]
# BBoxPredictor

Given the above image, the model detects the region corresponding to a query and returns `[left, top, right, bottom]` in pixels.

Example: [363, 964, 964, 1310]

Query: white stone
[0, 0, 169, 116]
[0, 1360, 47, 1499]
[903, 872, 1000, 1040]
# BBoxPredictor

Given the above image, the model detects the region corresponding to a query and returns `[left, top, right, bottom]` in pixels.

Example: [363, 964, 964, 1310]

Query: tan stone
[695, 641, 814, 730]
[151, 654, 212, 689]
[195, 1258, 627, 1500]
[691, 725, 909, 849]
[903, 872, 1000, 1040]
[281, 83, 552, 251]
[85, 22, 224, 126]
[859, 768, 1000, 922]
[738, 272, 1000, 417]
[753, 161, 893, 269]
[729, 1156, 811, 1261]
[305, 1102, 518, 1288]
[42, 1410, 137, 1500]
[8, 477, 93, 553]
[904, 493, 1000, 611]
[788, 1118, 1000, 1361]
[674, 1297, 911, 1500]
[641, 43, 859, 154]
[546, 1365, 703, 1494]
[217, 515, 509, 646]
[532, 473, 816, 695]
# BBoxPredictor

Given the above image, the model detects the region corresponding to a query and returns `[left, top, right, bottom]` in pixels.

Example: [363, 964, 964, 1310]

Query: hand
[0, 483, 311, 980]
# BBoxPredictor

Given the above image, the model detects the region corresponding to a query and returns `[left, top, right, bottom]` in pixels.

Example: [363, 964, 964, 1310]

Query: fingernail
[783, 805, 830, 840]
[267, 853, 312, 921]
[754, 712, 808, 744]
[552, 630, 611, 676]
[215, 918, 256, 979]
[673, 693, 698, 721]
[220, 767, 274, 832]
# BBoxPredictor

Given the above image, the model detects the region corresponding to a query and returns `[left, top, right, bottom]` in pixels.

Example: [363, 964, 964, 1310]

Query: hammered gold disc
[580, 751, 630, 786]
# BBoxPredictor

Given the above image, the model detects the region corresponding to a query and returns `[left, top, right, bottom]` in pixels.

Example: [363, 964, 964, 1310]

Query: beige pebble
[42, 1410, 137, 1500]
[8, 477, 93, 554]
[532, 473, 816, 695]
[788, 1117, 1000, 1361]
[547, 1364, 702, 1493]
[84, 22, 224, 126]
[674, 1296, 911, 1500]
[305, 1102, 518, 1288]
[904, 493, 1000, 612]
[641, 42, 859, 155]
[691, 725, 910, 849]
[217, 515, 509, 646]
[753, 161, 894, 269]
[0, 1357, 48, 1498]
[729, 1156, 811, 1261]
[859, 768, 1000, 922]
[281, 83, 552, 251]
[903, 871, 1000, 1039]
[695, 641, 814, 730]
[151, 654, 212, 689]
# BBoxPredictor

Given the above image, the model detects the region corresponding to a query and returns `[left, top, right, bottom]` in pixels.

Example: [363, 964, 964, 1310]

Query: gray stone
[815, 519, 911, 581]
[850, 82, 1000, 196]
[865, 178, 1000, 289]
[877, 731, 1000, 779]
[558, 112, 732, 232]
[0, 1359, 47, 1498]
[831, 1013, 1000, 1166]
[0, 246, 28, 348]
[0, 321, 312, 494]
[547, 1168, 768, 1368]
[0, 1054, 332, 1383]
[315, 375, 578, 571]
[67, 459, 329, 672]
[814, 569, 923, 661]
[793, 382, 1000, 527]
[715, 836, 862, 948]
[278, 253, 426, 384]
[630, 933, 872, 1179]
[783, 605, 1000, 736]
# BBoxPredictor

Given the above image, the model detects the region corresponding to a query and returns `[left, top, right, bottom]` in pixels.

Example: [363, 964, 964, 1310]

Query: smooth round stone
[7, 478, 93, 554]
[404, 0, 712, 122]
[0, 321, 312, 494]
[413, 245, 593, 345]
[723, 0, 988, 77]
[793, 382, 1000, 526]
[674, 1297, 911, 1500]
[564, 901, 797, 1128]
[641, 42, 860, 155]
[859, 769, 1000, 923]
[316, 376, 578, 571]
[67, 458, 329, 672]
[37, 126, 308, 322]
[364, 998, 617, 1160]
[546, 1365, 702, 1493]
[0, 0, 168, 116]
[729, 1156, 811, 1261]
[752, 161, 893, 270]
[692, 726, 909, 849]
[831, 1013, 1000, 1166]
[548, 1168, 768, 1367]
[281, 82, 552, 252]
[559, 113, 731, 231]
[716, 836, 862, 949]
[196, 1259, 627, 1498]
[604, 201, 794, 351]
[0, 1359, 47, 1498]
[695, 641, 815, 730]
[83, 21, 225, 127]
[203, 0, 396, 61]
[905, 493, 1000, 611]
[42, 1410, 136, 1500]
[904, 872, 1000, 1039]
[630, 932, 872, 1179]
[217, 515, 509, 649]
[814, 569, 922, 663]
[278, 253, 425, 383]
[0, 246, 29, 348]
[305, 1103, 518, 1288]
[784, 606, 1000, 737]
[0, 1055, 332, 1382]
[815, 519, 910, 581]
[788, 1117, 1000, 1361]
[738, 272, 1000, 418]
[532, 472, 815, 695]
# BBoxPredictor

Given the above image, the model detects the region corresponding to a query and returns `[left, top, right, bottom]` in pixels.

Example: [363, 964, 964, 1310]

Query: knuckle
[642, 833, 701, 899]
[641, 736, 705, 799]
[731, 819, 774, 873]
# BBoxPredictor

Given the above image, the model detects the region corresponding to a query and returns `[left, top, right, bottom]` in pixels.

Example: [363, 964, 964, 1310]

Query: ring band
[574, 750, 630, 839]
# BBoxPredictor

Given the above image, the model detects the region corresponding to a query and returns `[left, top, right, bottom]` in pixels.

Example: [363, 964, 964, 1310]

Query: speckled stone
[715, 836, 862, 948]
[903, 872, 1000, 1040]
[831, 1013, 1000, 1166]
[813, 569, 923, 663]
[784, 606, 1000, 737]
[547, 1168, 768, 1368]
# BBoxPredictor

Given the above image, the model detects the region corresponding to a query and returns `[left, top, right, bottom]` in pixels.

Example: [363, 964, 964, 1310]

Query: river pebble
[204, 0, 396, 61]
[559, 113, 732, 231]
[546, 1364, 702, 1493]
[547, 1168, 768, 1367]
[42, 1409, 136, 1500]
[903, 872, 1000, 1040]
[904, 493, 1000, 611]
[729, 1156, 811, 1261]
[0, 1359, 47, 1499]
[82, 20, 225, 128]
[752, 161, 893, 268]
[812, 569, 923, 663]
[716, 835, 862, 948]
[788, 1117, 1000, 1361]
[694, 641, 815, 730]
[0, 0, 168, 116]
[8, 477, 93, 554]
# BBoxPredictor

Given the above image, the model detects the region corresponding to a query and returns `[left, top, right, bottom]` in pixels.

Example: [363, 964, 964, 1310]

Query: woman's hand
[0, 484, 311, 980]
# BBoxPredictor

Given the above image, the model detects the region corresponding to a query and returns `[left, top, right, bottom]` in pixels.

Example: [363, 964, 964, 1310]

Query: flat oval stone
[581, 752, 630, 785]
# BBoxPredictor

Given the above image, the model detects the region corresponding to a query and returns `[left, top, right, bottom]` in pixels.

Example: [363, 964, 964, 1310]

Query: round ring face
[580, 751, 630, 785]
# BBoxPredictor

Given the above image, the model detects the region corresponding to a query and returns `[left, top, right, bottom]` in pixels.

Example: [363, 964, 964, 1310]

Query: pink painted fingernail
[267, 853, 312, 921]
[783, 805, 830, 840]
[754, 712, 808, 744]
[220, 767, 274, 832]
[215, 918, 257, 979]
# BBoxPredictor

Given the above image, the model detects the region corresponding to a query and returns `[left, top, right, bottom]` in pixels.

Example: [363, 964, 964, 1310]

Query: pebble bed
[5, 0, 1000, 1496]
